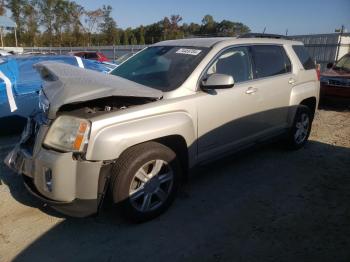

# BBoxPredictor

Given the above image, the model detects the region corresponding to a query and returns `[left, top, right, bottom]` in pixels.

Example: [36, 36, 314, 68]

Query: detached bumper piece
[22, 175, 99, 218]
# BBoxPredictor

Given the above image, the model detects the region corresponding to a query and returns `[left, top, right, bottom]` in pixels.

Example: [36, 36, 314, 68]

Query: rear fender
[288, 78, 319, 125]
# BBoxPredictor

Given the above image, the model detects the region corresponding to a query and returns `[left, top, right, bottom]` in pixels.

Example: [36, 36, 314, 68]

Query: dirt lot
[0, 108, 349, 262]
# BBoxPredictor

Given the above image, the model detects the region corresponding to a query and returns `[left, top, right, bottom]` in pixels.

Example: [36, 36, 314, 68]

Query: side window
[251, 45, 292, 79]
[206, 46, 253, 83]
[292, 45, 315, 70]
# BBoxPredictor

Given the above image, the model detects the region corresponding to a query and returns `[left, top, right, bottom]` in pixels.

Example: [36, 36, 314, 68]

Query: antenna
[285, 29, 288, 36]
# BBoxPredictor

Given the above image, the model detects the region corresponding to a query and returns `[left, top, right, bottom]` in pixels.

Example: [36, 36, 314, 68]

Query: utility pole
[335, 25, 344, 62]
[14, 27, 18, 47]
[0, 27, 3, 48]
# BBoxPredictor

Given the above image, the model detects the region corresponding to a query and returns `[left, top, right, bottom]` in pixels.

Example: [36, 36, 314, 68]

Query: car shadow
[2, 140, 350, 262]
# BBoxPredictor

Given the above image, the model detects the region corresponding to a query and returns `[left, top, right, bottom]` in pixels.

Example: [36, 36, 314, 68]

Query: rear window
[292, 45, 315, 70]
[251, 45, 292, 79]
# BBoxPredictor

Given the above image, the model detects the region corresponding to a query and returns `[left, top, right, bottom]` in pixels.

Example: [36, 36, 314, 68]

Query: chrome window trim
[196, 43, 294, 91]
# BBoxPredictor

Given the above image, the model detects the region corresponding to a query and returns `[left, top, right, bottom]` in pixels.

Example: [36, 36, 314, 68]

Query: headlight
[44, 116, 91, 152]
[39, 89, 50, 113]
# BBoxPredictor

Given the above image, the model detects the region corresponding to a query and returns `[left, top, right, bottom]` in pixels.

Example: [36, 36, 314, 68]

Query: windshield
[111, 46, 209, 92]
[334, 54, 350, 72]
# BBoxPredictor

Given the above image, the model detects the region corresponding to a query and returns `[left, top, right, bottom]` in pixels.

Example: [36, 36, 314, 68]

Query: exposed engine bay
[57, 96, 156, 118]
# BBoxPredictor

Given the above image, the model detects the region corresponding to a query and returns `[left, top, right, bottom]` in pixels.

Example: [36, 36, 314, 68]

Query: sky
[75, 0, 350, 35]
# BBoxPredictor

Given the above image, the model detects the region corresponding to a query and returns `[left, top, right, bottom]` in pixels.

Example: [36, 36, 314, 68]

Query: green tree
[84, 8, 103, 46]
[6, 0, 26, 42]
[122, 28, 130, 45]
[69, 1, 85, 46]
[217, 20, 250, 36]
[162, 17, 170, 40]
[201, 14, 216, 35]
[0, 0, 6, 15]
[53, 0, 72, 45]
[138, 26, 145, 45]
[130, 32, 137, 45]
[99, 5, 118, 45]
[37, 0, 56, 46]
[169, 14, 182, 38]
[22, 0, 39, 46]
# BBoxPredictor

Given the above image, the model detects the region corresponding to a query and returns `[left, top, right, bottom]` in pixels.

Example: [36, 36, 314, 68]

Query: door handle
[245, 87, 258, 94]
[288, 78, 296, 85]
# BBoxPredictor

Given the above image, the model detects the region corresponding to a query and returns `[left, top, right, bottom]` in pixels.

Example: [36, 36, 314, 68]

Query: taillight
[316, 64, 321, 81]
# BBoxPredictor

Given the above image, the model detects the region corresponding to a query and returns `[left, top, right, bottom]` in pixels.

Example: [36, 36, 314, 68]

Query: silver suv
[6, 35, 320, 222]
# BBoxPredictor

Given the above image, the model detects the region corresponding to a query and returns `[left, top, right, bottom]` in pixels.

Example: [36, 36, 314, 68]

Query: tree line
[0, 0, 251, 47]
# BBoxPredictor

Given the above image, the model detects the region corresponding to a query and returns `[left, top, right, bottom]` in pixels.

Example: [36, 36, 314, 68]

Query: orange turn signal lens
[73, 122, 89, 151]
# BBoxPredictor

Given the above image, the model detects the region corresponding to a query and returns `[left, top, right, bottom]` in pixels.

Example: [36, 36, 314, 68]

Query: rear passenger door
[249, 45, 293, 133]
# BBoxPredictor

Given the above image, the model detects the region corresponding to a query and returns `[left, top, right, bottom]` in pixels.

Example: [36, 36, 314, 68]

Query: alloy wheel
[294, 113, 310, 144]
[129, 159, 174, 212]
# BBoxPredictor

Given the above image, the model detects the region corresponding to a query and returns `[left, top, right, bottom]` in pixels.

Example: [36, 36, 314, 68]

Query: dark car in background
[70, 51, 110, 62]
[320, 53, 350, 103]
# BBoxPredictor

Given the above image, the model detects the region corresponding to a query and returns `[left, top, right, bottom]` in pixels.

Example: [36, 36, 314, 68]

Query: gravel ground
[0, 108, 349, 262]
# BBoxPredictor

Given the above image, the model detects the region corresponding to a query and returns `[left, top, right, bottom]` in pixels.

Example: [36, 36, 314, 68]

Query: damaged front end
[4, 61, 163, 217]
[33, 61, 163, 119]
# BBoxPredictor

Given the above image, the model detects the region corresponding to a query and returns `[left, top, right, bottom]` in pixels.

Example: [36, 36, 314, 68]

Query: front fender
[85, 112, 196, 161]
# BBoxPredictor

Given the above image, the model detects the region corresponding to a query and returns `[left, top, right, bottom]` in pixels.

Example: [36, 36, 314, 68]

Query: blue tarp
[0, 55, 113, 122]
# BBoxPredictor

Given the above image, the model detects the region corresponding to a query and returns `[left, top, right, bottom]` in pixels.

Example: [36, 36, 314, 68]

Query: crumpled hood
[34, 61, 163, 118]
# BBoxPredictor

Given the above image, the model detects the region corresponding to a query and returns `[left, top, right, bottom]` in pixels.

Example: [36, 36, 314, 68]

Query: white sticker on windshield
[176, 48, 202, 56]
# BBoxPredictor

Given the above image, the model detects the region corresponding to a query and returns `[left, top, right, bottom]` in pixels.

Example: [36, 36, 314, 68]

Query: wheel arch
[300, 97, 317, 119]
[154, 135, 190, 182]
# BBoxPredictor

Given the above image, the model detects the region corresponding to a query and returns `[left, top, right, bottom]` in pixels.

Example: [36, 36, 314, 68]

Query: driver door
[196, 46, 263, 161]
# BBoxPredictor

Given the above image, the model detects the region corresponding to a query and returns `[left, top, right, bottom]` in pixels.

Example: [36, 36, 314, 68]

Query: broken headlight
[44, 116, 91, 153]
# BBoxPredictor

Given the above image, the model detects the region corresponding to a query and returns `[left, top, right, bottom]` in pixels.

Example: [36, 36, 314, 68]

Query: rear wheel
[110, 142, 181, 223]
[286, 106, 312, 149]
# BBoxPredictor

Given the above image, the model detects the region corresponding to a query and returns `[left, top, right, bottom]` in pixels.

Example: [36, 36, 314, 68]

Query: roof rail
[238, 33, 290, 40]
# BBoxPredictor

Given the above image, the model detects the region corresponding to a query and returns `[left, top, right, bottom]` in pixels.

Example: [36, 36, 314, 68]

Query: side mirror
[201, 74, 234, 89]
[326, 62, 334, 69]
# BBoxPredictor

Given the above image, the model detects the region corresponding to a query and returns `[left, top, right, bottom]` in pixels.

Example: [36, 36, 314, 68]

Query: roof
[0, 16, 16, 28]
[153, 37, 302, 48]
[153, 37, 233, 48]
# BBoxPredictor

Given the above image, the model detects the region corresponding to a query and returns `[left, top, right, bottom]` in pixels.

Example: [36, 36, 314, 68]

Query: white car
[0, 50, 12, 56]
[6, 34, 320, 222]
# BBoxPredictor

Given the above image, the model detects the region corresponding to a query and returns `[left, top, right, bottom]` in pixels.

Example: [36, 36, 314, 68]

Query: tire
[110, 142, 181, 223]
[286, 105, 313, 150]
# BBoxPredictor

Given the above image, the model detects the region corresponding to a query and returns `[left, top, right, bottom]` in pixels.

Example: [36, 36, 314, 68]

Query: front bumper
[4, 116, 108, 217]
[22, 174, 99, 217]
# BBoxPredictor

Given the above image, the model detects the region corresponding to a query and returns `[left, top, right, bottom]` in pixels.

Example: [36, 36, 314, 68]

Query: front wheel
[110, 142, 181, 223]
[286, 106, 313, 150]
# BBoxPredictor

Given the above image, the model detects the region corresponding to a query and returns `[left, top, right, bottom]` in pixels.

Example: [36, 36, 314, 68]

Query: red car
[70, 51, 110, 62]
[320, 53, 350, 102]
